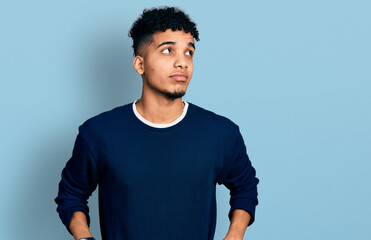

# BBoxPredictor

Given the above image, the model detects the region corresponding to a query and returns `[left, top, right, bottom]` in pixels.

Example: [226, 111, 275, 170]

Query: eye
[162, 48, 171, 54]
[186, 50, 193, 56]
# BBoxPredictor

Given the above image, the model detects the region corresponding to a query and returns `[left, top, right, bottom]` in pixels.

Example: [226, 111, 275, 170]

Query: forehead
[151, 29, 194, 45]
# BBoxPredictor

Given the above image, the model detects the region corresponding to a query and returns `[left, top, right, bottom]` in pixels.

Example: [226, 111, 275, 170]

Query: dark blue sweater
[55, 102, 259, 240]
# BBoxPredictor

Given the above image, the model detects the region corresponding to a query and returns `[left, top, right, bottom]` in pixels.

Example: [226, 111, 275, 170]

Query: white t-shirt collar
[132, 99, 189, 128]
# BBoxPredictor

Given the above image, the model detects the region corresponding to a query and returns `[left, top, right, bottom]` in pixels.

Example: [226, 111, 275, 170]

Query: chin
[163, 90, 186, 99]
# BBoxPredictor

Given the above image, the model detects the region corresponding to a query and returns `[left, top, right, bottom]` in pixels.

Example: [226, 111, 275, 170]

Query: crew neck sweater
[55, 102, 259, 240]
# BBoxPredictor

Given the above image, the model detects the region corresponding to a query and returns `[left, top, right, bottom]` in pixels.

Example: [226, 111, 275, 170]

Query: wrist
[224, 236, 242, 240]
[73, 231, 92, 240]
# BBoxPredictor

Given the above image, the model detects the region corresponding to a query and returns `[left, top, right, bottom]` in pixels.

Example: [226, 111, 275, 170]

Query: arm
[55, 129, 100, 237]
[217, 126, 259, 239]
[223, 209, 251, 240]
[70, 211, 93, 240]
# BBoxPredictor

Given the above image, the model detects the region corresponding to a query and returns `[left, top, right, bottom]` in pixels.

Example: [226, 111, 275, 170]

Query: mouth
[170, 74, 188, 82]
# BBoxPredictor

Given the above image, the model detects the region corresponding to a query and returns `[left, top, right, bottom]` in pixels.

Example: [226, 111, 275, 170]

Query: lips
[170, 73, 188, 81]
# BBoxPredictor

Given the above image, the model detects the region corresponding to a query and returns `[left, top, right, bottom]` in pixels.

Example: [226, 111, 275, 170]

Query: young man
[55, 7, 259, 240]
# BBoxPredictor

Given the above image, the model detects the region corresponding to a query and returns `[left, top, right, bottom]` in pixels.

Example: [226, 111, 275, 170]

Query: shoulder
[78, 103, 132, 137]
[188, 102, 240, 136]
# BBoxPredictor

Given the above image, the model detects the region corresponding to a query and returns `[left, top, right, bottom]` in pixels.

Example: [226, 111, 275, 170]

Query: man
[55, 6, 259, 240]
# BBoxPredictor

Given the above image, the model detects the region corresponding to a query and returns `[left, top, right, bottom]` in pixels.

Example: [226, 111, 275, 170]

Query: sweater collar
[132, 99, 189, 129]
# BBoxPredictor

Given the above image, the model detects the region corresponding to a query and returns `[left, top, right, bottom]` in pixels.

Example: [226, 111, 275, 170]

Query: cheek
[144, 60, 156, 73]
[189, 61, 194, 74]
[144, 55, 160, 72]
[188, 58, 194, 68]
[147, 59, 169, 74]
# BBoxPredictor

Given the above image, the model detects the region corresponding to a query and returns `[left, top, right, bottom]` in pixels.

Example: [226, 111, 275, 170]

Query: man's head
[129, 7, 199, 56]
[129, 7, 200, 100]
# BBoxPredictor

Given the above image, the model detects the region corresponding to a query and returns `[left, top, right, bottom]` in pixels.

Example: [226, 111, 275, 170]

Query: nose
[173, 53, 188, 69]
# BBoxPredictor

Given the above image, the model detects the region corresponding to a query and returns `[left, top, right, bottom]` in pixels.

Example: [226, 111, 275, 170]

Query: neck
[135, 95, 185, 124]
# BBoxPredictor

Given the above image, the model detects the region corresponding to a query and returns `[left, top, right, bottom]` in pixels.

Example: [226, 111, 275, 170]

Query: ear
[133, 56, 144, 75]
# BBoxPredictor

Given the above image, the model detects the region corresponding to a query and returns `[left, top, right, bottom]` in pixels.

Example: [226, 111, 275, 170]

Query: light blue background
[1, 0, 370, 239]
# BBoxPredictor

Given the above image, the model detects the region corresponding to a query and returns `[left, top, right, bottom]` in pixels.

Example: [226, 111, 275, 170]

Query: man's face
[137, 29, 195, 99]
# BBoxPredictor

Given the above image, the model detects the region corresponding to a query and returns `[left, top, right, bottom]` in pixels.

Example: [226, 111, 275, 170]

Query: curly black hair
[129, 6, 200, 56]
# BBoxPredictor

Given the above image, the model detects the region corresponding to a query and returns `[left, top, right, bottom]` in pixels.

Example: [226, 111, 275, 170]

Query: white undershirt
[132, 99, 189, 128]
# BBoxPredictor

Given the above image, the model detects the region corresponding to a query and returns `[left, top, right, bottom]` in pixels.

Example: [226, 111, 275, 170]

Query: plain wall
[1, 0, 370, 239]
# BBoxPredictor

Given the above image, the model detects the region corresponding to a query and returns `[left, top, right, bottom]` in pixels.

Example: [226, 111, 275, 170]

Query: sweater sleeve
[216, 127, 259, 226]
[54, 128, 100, 234]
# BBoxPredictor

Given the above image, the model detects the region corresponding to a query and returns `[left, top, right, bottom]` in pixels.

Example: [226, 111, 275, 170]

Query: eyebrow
[157, 41, 196, 49]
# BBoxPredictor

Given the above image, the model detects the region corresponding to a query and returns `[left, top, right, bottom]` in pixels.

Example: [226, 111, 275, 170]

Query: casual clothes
[55, 102, 259, 240]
